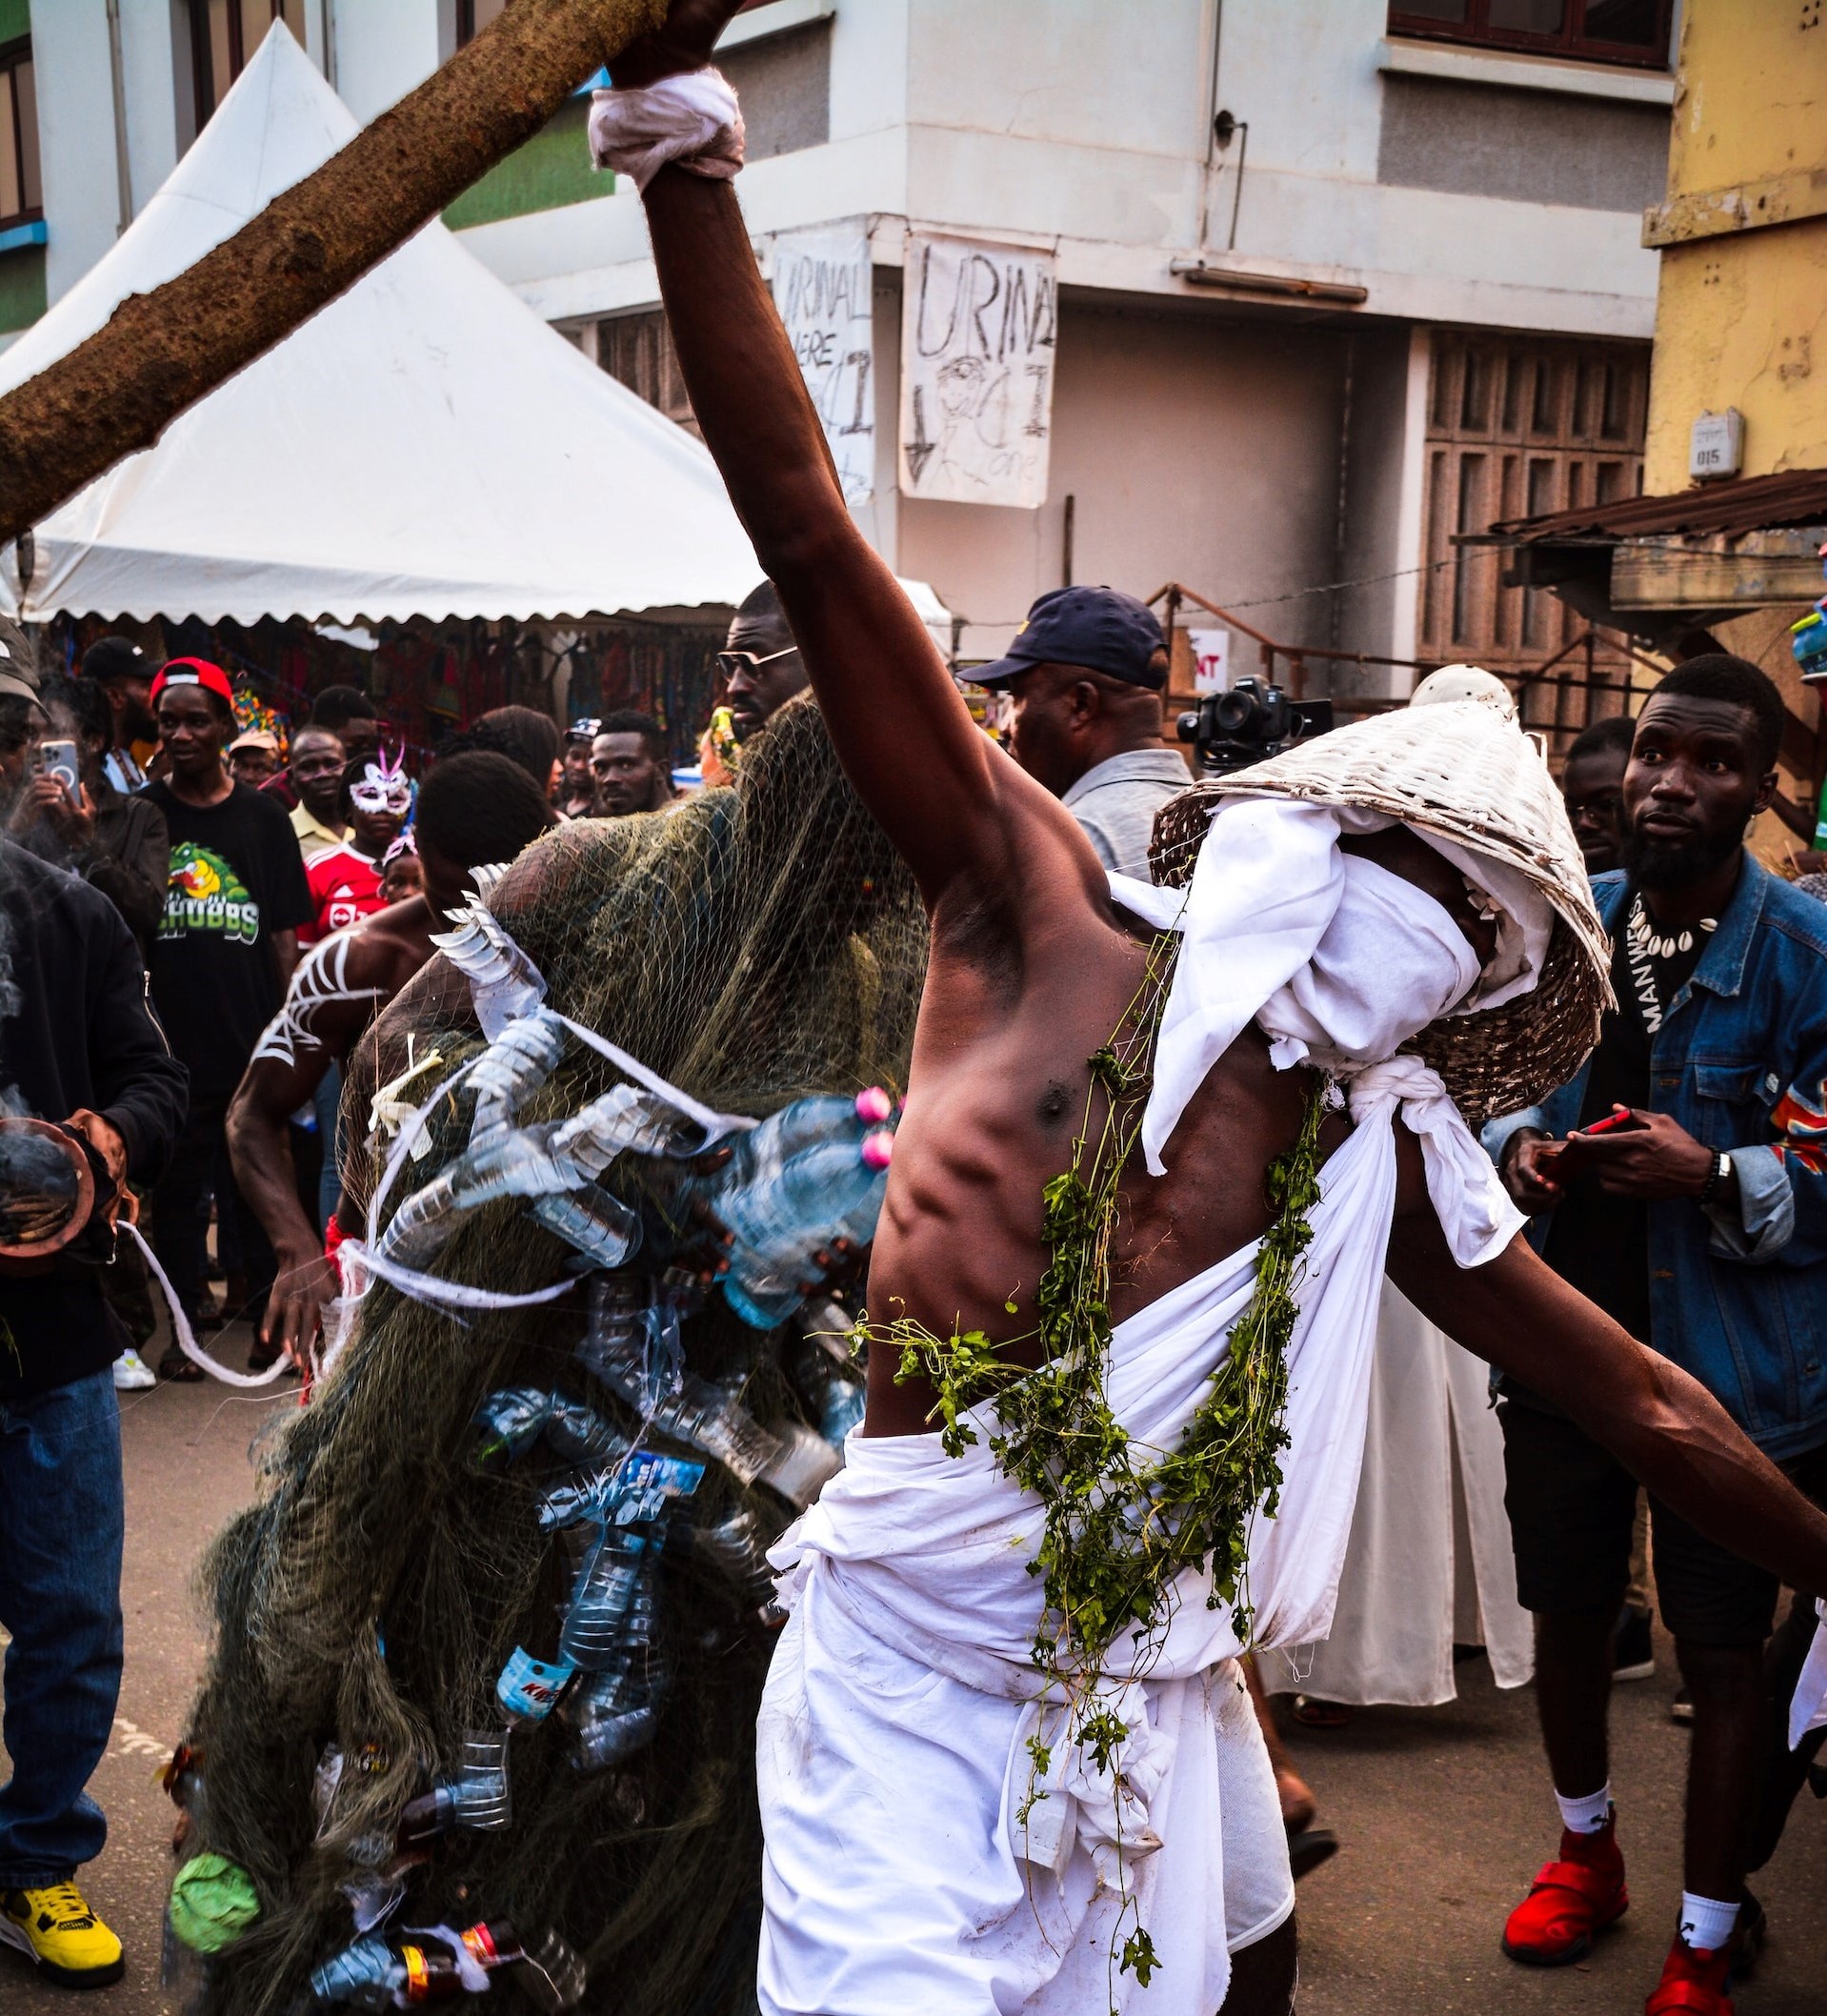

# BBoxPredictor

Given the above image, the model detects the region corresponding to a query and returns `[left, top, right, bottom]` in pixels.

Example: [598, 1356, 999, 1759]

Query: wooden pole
[0, 0, 669, 551]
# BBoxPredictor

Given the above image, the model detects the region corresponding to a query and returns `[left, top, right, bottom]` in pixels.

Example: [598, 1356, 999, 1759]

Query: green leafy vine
[864, 933, 1330, 2001]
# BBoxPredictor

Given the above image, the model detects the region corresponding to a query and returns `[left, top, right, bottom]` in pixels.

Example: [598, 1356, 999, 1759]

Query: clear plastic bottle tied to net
[690, 1089, 897, 1329]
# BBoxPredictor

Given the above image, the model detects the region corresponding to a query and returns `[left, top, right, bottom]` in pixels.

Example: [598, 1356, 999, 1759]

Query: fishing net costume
[176, 697, 928, 2016]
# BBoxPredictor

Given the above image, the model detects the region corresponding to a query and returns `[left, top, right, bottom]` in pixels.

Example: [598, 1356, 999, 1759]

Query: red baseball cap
[151, 657, 235, 710]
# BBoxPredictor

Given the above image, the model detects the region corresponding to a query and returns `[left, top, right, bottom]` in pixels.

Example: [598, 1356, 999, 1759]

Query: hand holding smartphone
[36, 739, 81, 803]
[1547, 1105, 1648, 1179]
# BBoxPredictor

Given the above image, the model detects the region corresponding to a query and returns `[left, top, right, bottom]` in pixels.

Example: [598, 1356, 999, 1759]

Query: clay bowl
[0, 1116, 96, 1260]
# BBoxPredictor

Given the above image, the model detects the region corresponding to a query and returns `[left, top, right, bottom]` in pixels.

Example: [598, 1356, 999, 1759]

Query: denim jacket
[1485, 856, 1827, 1461]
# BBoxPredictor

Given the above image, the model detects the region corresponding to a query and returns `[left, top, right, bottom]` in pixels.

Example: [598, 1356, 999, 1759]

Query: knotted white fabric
[587, 69, 745, 193]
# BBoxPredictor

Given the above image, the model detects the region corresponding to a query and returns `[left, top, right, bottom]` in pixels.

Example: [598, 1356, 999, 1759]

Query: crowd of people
[0, 16, 1824, 2013]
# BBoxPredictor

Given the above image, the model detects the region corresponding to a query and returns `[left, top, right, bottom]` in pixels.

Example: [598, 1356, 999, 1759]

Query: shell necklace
[1625, 894, 1716, 1034]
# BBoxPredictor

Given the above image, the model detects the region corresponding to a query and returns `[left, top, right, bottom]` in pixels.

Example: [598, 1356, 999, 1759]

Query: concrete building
[2, 0, 1678, 699]
[1489, 0, 1827, 860]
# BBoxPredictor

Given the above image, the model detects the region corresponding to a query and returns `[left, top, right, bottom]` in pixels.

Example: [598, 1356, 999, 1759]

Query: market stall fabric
[0, 25, 758, 628]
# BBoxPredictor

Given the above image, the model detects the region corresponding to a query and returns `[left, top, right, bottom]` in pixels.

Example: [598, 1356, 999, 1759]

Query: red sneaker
[1501, 1816, 1629, 1966]
[1645, 1936, 1733, 2015]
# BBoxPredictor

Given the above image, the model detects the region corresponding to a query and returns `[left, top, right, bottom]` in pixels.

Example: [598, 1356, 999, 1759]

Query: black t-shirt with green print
[140, 781, 314, 1102]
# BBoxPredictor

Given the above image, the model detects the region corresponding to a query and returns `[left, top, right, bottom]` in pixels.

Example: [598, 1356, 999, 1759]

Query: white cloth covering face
[1112, 795, 1552, 1193]
[757, 807, 1533, 2014]
[588, 69, 745, 193]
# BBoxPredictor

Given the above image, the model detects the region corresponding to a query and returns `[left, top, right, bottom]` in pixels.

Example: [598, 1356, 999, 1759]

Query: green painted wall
[0, 244, 45, 333]
[444, 98, 612, 232]
[0, 0, 30, 48]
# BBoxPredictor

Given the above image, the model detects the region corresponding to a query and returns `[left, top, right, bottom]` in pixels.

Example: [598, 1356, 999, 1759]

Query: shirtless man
[227, 752, 555, 1365]
[594, 12, 1827, 2010]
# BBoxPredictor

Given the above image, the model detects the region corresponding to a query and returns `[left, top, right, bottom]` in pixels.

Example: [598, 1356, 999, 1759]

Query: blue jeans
[0, 1371, 124, 1885]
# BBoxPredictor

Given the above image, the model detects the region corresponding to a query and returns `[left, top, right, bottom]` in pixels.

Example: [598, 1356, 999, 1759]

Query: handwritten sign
[773, 223, 876, 506]
[1189, 628, 1231, 695]
[900, 232, 1056, 510]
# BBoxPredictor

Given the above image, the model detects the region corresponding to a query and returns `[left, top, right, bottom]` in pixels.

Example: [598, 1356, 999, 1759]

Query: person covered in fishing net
[571, 14, 1821, 2016]
[168, 691, 927, 2016]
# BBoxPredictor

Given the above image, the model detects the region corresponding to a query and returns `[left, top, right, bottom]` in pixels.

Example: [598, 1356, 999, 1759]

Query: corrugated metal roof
[1490, 466, 1827, 543]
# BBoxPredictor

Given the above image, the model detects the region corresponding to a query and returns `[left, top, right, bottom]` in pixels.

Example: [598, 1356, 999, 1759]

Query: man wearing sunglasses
[718, 581, 808, 742]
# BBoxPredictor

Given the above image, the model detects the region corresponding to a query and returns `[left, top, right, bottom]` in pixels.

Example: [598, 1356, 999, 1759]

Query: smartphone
[1574, 1108, 1647, 1139]
[36, 739, 80, 800]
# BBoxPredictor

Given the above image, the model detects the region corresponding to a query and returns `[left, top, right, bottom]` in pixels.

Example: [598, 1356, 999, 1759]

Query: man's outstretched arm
[624, 7, 1016, 901]
[1388, 1198, 1827, 1600]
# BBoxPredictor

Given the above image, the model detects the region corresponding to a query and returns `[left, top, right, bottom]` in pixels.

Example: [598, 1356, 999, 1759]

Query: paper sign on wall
[899, 232, 1057, 510]
[773, 222, 876, 506]
[1189, 628, 1231, 695]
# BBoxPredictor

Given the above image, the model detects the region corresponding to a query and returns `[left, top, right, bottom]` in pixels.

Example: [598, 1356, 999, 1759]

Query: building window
[188, 1, 308, 125]
[1388, 1, 1673, 69]
[574, 312, 701, 437]
[0, 36, 41, 230]
[1417, 333, 1650, 747]
[454, 0, 511, 46]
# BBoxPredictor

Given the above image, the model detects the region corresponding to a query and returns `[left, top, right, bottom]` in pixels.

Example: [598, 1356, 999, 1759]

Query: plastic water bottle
[395, 1729, 512, 1848]
[496, 1645, 577, 1727]
[700, 1090, 897, 1328]
[469, 1387, 555, 1472]
[564, 1562, 670, 1771]
[557, 1522, 651, 1672]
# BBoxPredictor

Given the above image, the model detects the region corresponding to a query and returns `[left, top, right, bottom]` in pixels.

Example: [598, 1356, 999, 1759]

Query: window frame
[0, 34, 41, 232]
[187, 0, 302, 126]
[1386, 1, 1674, 71]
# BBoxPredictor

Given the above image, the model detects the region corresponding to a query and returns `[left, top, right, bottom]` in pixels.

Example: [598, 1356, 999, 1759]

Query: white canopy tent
[0, 25, 763, 627]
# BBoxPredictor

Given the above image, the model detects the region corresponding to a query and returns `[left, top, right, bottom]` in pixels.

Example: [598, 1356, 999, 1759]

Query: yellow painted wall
[1642, 3, 1827, 494]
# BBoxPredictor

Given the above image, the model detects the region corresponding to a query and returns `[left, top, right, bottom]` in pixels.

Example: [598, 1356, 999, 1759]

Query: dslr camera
[1176, 677, 1334, 776]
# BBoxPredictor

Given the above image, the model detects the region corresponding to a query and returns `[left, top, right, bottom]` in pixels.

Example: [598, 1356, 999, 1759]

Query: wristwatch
[1697, 1149, 1732, 1206]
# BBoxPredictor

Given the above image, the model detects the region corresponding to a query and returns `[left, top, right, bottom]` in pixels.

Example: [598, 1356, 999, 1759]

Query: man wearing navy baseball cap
[971, 585, 1190, 878]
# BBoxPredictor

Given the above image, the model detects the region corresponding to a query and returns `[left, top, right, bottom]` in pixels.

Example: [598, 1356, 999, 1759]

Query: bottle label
[495, 1647, 577, 1723]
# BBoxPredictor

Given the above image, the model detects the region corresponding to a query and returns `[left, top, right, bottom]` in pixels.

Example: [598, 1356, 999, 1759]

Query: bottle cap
[861, 1129, 894, 1171]
[854, 1087, 893, 1124]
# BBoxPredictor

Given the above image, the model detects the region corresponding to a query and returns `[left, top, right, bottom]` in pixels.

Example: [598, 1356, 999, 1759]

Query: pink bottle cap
[860, 1129, 894, 1171]
[854, 1086, 893, 1124]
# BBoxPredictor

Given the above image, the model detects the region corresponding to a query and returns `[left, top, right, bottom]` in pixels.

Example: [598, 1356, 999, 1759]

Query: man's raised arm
[620, 4, 1010, 901]
[1387, 1197, 1827, 1602]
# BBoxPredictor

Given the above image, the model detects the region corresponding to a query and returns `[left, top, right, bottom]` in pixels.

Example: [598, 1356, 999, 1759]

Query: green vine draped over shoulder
[867, 932, 1331, 1995]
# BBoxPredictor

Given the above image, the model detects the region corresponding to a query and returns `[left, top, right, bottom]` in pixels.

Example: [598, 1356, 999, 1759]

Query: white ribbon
[122, 1221, 291, 1388]
[587, 69, 746, 193]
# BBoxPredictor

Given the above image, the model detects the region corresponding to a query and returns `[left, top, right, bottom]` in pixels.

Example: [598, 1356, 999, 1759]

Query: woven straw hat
[1149, 695, 1614, 1122]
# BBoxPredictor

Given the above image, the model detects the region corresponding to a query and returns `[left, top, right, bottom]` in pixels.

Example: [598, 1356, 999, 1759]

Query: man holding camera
[972, 586, 1188, 880]
[0, 631, 187, 1988]
[1489, 657, 1827, 2014]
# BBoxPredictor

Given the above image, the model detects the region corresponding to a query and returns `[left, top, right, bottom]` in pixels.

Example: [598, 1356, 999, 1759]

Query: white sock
[1678, 1891, 1739, 1955]
[1555, 1784, 1613, 1835]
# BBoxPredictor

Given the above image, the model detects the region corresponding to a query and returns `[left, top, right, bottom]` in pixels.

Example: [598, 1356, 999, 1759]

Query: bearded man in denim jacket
[1486, 655, 1827, 2015]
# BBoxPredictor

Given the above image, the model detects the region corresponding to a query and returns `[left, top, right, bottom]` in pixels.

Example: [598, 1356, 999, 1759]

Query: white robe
[1255, 1284, 1533, 1707]
[755, 806, 1534, 2016]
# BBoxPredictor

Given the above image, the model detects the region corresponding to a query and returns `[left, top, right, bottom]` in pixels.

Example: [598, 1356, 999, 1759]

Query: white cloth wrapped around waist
[773, 1059, 1494, 1693]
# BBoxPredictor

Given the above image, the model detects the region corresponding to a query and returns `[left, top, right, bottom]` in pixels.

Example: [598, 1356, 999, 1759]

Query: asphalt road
[4, 1326, 1823, 2014]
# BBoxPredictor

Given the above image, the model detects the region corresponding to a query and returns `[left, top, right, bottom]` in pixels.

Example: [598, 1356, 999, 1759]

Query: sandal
[1286, 1824, 1339, 1881]
[1291, 1696, 1353, 1729]
[157, 1350, 206, 1384]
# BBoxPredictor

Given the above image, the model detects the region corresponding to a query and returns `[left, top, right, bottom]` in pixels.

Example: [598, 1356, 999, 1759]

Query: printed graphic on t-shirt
[161, 841, 261, 945]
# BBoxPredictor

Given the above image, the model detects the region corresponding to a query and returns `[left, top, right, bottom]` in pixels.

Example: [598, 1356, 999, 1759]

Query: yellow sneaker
[0, 1884, 125, 1987]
